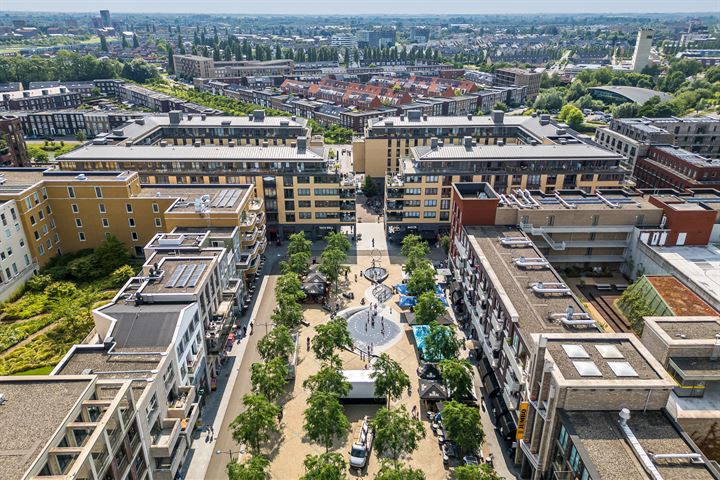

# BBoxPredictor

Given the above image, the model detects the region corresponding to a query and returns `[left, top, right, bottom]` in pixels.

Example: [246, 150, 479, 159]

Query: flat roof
[368, 115, 563, 139]
[653, 145, 719, 167]
[0, 377, 93, 480]
[563, 410, 715, 480]
[544, 336, 662, 381]
[101, 302, 188, 349]
[137, 186, 251, 214]
[140, 256, 215, 294]
[56, 347, 162, 379]
[465, 227, 591, 341]
[646, 276, 718, 317]
[412, 143, 621, 161]
[654, 317, 720, 341]
[498, 189, 657, 212]
[670, 357, 720, 380]
[59, 144, 325, 162]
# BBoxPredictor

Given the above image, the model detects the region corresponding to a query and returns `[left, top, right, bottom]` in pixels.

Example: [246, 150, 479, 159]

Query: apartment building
[0, 168, 264, 267]
[0, 199, 35, 301]
[0, 115, 28, 166]
[634, 146, 720, 191]
[0, 86, 82, 112]
[57, 111, 356, 239]
[472, 86, 529, 114]
[493, 67, 541, 99]
[0, 376, 153, 480]
[641, 315, 720, 462]
[373, 112, 627, 238]
[447, 225, 719, 480]
[17, 110, 147, 138]
[607, 117, 720, 159]
[172, 54, 215, 79]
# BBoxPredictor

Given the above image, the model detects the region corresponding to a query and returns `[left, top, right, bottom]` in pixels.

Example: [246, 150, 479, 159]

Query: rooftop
[653, 317, 720, 341]
[0, 377, 93, 480]
[653, 145, 720, 167]
[99, 301, 189, 349]
[563, 410, 716, 480]
[646, 276, 719, 317]
[139, 255, 217, 295]
[412, 143, 621, 161]
[139, 186, 252, 214]
[465, 227, 592, 343]
[589, 85, 674, 104]
[497, 188, 657, 212]
[56, 346, 162, 379]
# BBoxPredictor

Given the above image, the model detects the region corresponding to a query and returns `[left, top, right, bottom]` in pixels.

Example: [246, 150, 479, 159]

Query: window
[298, 188, 311, 196]
[126, 204, 133, 213]
[102, 218, 109, 228]
[131, 232, 138, 241]
[98, 204, 106, 214]
[45, 239, 51, 250]
[24, 197, 32, 210]
[41, 188, 47, 200]
[0, 214, 6, 226]
[152, 203, 159, 213]
[67, 187, 75, 198]
[38, 244, 44, 255]
[24, 254, 30, 266]
[299, 212, 312, 219]
[425, 188, 438, 195]
[78, 232, 86, 242]
[10, 208, 16, 221]
[33, 192, 39, 205]
[75, 218, 82, 228]
[49, 219, 56, 229]
[38, 210, 44, 220]
[30, 215, 36, 226]
[154, 218, 162, 227]
[71, 204, 79, 213]
[298, 201, 311, 208]
[95, 187, 103, 198]
[424, 199, 437, 207]
[424, 211, 436, 218]
[34, 231, 40, 240]
[128, 218, 136, 227]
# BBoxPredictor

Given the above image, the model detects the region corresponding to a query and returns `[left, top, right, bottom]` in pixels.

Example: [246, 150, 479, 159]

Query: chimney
[491, 110, 504, 124]
[297, 136, 307, 154]
[430, 137, 438, 150]
[41, 89, 49, 96]
[253, 109, 265, 121]
[539, 114, 550, 125]
[168, 110, 182, 124]
[60, 87, 67, 93]
[463, 136, 473, 148]
[159, 140, 167, 147]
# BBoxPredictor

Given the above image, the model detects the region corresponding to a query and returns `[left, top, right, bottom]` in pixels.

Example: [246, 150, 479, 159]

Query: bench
[596, 284, 612, 291]
[614, 284, 628, 291]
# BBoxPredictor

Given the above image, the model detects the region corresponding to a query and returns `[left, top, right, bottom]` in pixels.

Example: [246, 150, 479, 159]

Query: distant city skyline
[2, 0, 718, 14]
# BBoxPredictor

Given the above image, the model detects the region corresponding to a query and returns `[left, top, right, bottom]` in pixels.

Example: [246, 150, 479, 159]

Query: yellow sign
[516, 402, 529, 440]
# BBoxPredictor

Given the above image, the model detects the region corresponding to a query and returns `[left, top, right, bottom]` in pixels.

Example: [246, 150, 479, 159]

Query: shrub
[26, 274, 53, 293]
[109, 265, 135, 288]
[45, 281, 78, 300]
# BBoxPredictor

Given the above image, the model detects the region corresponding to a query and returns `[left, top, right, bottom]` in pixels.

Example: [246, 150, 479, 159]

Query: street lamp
[216, 448, 244, 463]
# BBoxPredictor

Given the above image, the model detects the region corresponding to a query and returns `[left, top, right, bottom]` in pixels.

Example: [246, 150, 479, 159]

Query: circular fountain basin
[370, 284, 393, 304]
[363, 266, 389, 283]
[346, 307, 401, 350]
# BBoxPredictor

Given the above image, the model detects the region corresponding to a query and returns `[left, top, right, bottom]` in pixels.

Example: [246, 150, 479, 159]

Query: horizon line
[3, 10, 718, 16]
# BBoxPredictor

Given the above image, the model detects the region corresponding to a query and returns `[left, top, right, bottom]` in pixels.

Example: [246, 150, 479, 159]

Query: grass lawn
[11, 365, 54, 375]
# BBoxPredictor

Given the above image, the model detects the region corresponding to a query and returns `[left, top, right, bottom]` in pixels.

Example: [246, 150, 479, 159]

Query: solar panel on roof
[176, 264, 197, 288]
[562, 344, 590, 359]
[596, 345, 624, 359]
[164, 264, 186, 288]
[187, 264, 207, 288]
[573, 361, 602, 377]
[608, 361, 638, 377]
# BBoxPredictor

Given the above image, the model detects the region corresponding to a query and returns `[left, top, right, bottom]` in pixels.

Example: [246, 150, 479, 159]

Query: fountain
[362, 248, 388, 283]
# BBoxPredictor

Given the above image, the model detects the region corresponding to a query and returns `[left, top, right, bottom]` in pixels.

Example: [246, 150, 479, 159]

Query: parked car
[349, 416, 374, 471]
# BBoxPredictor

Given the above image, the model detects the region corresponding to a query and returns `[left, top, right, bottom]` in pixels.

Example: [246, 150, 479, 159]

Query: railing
[502, 341, 526, 384]
[519, 223, 566, 251]
[454, 238, 468, 259]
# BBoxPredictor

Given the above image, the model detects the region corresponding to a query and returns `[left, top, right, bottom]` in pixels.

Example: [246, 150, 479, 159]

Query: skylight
[608, 361, 638, 377]
[573, 361, 602, 377]
[596, 344, 624, 359]
[562, 344, 590, 359]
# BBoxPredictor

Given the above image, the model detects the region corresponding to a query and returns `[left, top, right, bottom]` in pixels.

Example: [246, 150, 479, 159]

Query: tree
[132, 34, 140, 49]
[453, 464, 503, 480]
[442, 400, 484, 455]
[404, 251, 431, 277]
[100, 35, 108, 52]
[401, 235, 429, 258]
[414, 292, 446, 325]
[121, 58, 160, 84]
[281, 251, 311, 276]
[318, 247, 347, 293]
[271, 300, 304, 330]
[121, 35, 129, 48]
[325, 231, 351, 253]
[227, 455, 270, 480]
[439, 359, 473, 400]
[493, 102, 509, 112]
[362, 175, 379, 197]
[370, 353, 411, 407]
[250, 357, 288, 402]
[257, 325, 294, 362]
[93, 235, 131, 275]
[275, 272, 306, 301]
[558, 104, 584, 128]
[372, 406, 426, 460]
[423, 322, 461, 361]
[167, 46, 175, 74]
[230, 394, 281, 454]
[303, 358, 351, 396]
[407, 263, 436, 296]
[288, 231, 312, 257]
[303, 391, 350, 451]
[374, 460, 426, 480]
[109, 265, 135, 288]
[611, 102, 639, 119]
[75, 131, 86, 142]
[300, 452, 346, 480]
[440, 235, 450, 255]
[312, 317, 353, 361]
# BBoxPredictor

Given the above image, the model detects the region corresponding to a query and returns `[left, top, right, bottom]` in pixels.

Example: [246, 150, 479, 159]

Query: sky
[2, 0, 718, 15]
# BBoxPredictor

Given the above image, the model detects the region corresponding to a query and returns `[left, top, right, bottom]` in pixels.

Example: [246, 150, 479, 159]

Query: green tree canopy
[439, 358, 474, 400]
[407, 263, 437, 297]
[325, 231, 351, 253]
[319, 246, 348, 292]
[557, 104, 584, 128]
[371, 406, 426, 460]
[401, 235, 429, 258]
[271, 300, 304, 330]
[374, 460, 426, 480]
[227, 455, 270, 480]
[312, 317, 353, 362]
[303, 391, 350, 451]
[250, 357, 288, 402]
[370, 353, 411, 406]
[442, 400, 484, 455]
[275, 273, 306, 304]
[230, 394, 281, 454]
[257, 325, 295, 362]
[121, 58, 160, 83]
[303, 357, 351, 397]
[453, 464, 503, 480]
[288, 231, 312, 257]
[423, 322, 461, 361]
[281, 251, 311, 276]
[300, 452, 347, 480]
[361, 176, 379, 197]
[414, 291, 446, 325]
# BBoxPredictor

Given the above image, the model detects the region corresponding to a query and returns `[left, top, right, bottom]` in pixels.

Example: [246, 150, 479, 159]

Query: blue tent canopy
[399, 295, 416, 308]
[395, 284, 444, 296]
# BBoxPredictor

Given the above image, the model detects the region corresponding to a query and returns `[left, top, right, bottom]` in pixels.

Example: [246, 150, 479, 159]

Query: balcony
[386, 188, 404, 199]
[168, 386, 196, 419]
[519, 439, 540, 470]
[340, 201, 355, 211]
[154, 437, 188, 480]
[248, 199, 263, 212]
[240, 213, 258, 231]
[502, 382, 520, 412]
[150, 418, 182, 458]
[502, 341, 527, 385]
[180, 402, 201, 440]
[489, 309, 504, 333]
[454, 238, 468, 259]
